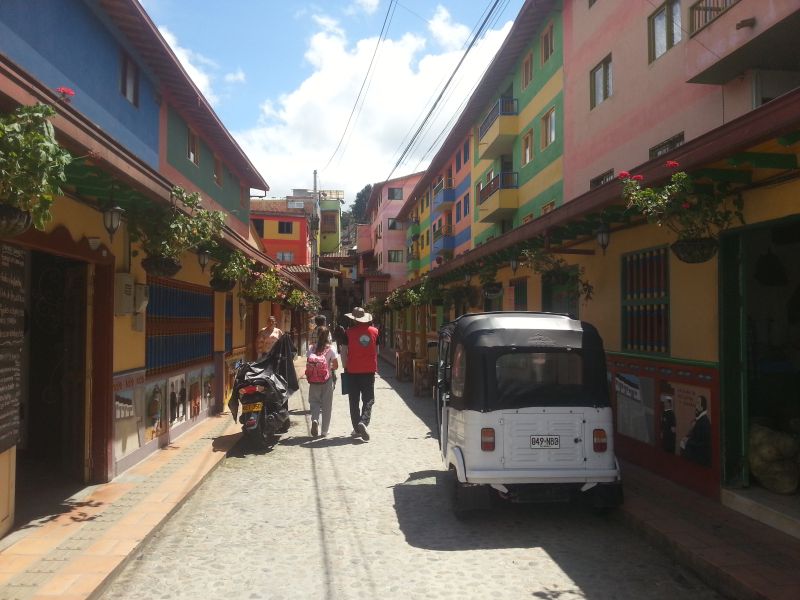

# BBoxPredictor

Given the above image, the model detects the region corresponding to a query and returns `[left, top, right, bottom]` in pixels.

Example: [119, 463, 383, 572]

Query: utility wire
[322, 0, 397, 172]
[384, 0, 503, 183]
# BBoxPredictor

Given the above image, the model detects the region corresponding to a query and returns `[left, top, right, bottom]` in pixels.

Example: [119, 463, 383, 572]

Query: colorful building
[0, 0, 310, 539]
[319, 189, 343, 254]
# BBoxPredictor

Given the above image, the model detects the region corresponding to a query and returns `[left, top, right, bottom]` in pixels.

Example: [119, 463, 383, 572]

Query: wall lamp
[103, 205, 124, 243]
[596, 222, 610, 255]
[238, 297, 248, 323]
[197, 249, 211, 272]
[510, 259, 519, 275]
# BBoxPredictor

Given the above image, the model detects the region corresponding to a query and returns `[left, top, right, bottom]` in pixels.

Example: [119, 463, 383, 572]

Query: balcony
[478, 97, 518, 160]
[431, 178, 455, 214]
[477, 172, 519, 223]
[432, 225, 454, 256]
[407, 255, 420, 273]
[407, 219, 420, 241]
[687, 1, 800, 84]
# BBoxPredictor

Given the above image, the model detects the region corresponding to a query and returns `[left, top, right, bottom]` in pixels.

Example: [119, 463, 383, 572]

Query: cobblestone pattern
[100, 365, 722, 600]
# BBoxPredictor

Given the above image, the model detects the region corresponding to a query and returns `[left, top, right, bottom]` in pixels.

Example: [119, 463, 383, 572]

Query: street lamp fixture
[596, 222, 611, 255]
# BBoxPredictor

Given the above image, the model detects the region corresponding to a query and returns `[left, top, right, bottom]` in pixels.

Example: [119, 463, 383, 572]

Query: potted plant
[0, 103, 73, 236]
[522, 246, 594, 304]
[239, 268, 282, 303]
[127, 185, 226, 277]
[209, 249, 253, 292]
[620, 161, 745, 263]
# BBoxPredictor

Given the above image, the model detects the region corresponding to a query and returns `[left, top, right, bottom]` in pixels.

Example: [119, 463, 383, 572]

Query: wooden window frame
[463, 193, 470, 216]
[590, 54, 613, 109]
[278, 221, 293, 234]
[522, 51, 534, 89]
[621, 246, 670, 354]
[522, 129, 534, 165]
[541, 22, 555, 65]
[540, 107, 556, 150]
[120, 52, 139, 106]
[213, 156, 223, 187]
[187, 127, 199, 166]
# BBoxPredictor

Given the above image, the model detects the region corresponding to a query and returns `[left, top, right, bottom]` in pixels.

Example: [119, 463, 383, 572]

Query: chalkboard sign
[0, 243, 25, 454]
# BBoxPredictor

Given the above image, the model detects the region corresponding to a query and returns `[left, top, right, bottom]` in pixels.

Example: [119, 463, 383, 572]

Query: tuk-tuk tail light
[593, 429, 608, 452]
[481, 428, 495, 451]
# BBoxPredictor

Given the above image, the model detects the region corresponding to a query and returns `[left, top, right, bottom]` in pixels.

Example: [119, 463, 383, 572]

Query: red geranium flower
[631, 174, 644, 182]
[55, 86, 75, 103]
[665, 160, 680, 168]
[681, 202, 691, 209]
[617, 171, 630, 180]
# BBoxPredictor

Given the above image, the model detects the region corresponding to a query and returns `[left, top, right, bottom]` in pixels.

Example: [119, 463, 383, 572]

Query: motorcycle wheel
[258, 415, 279, 449]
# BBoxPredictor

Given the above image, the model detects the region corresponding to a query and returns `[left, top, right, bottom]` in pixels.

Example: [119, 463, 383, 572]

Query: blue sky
[139, 0, 525, 203]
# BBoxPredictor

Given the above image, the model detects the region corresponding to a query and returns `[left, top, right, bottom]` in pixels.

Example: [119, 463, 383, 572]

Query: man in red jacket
[344, 307, 379, 440]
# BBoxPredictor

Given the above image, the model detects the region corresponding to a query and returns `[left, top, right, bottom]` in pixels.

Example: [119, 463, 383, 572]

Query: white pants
[308, 377, 335, 435]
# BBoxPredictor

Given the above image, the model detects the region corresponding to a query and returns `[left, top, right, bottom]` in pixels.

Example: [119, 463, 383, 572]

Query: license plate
[530, 435, 560, 449]
[241, 402, 263, 413]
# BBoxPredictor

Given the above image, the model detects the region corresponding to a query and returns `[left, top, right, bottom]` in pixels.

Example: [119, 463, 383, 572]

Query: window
[463, 193, 469, 216]
[214, 156, 223, 186]
[276, 251, 294, 263]
[278, 221, 293, 234]
[425, 231, 430, 246]
[456, 151, 462, 172]
[649, 132, 685, 159]
[455, 201, 462, 223]
[541, 23, 555, 64]
[387, 218, 401, 230]
[522, 129, 534, 165]
[240, 186, 248, 209]
[512, 279, 528, 311]
[388, 250, 403, 262]
[120, 52, 139, 106]
[463, 140, 470, 163]
[388, 187, 403, 200]
[649, 0, 682, 62]
[522, 213, 533, 224]
[321, 213, 337, 232]
[590, 169, 615, 189]
[252, 219, 264, 238]
[541, 200, 556, 215]
[541, 108, 556, 149]
[590, 55, 613, 108]
[622, 247, 670, 353]
[589, 0, 598, 6]
[522, 52, 534, 89]
[187, 128, 199, 165]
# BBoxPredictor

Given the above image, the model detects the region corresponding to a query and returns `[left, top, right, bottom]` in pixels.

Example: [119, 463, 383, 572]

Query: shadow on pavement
[376, 362, 438, 435]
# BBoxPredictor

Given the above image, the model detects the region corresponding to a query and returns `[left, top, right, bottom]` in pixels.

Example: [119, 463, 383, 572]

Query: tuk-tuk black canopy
[439, 312, 609, 411]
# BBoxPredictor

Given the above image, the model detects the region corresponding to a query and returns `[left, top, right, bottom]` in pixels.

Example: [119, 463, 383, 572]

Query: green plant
[210, 249, 253, 283]
[0, 103, 73, 229]
[286, 289, 320, 313]
[477, 262, 498, 287]
[240, 268, 282, 302]
[127, 185, 226, 260]
[385, 287, 419, 310]
[522, 246, 594, 304]
[620, 161, 744, 241]
[365, 296, 385, 319]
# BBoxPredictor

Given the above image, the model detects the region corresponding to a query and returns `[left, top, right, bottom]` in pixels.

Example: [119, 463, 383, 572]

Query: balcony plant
[620, 161, 744, 263]
[286, 289, 320, 313]
[0, 103, 73, 236]
[209, 249, 253, 292]
[127, 185, 226, 277]
[522, 246, 594, 304]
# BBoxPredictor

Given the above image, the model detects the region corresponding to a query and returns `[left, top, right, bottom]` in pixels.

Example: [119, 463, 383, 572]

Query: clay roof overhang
[98, 0, 268, 191]
[397, 0, 557, 220]
[417, 85, 800, 284]
[283, 265, 340, 276]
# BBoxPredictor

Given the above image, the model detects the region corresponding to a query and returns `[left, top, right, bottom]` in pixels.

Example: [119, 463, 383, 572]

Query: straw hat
[345, 306, 372, 323]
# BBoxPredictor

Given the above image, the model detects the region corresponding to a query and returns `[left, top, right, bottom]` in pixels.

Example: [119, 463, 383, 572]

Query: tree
[350, 184, 371, 224]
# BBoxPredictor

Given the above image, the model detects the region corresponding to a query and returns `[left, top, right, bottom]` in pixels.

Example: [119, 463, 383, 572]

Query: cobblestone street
[100, 364, 722, 600]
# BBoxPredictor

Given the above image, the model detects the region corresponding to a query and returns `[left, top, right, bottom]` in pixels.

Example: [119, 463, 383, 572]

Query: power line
[322, 0, 397, 172]
[384, 0, 503, 183]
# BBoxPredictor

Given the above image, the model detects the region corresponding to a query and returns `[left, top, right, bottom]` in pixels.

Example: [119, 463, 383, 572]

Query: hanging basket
[670, 238, 718, 264]
[209, 276, 237, 292]
[141, 255, 182, 277]
[0, 204, 32, 238]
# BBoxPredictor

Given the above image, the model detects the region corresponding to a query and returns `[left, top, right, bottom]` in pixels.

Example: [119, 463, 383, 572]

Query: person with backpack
[305, 326, 338, 438]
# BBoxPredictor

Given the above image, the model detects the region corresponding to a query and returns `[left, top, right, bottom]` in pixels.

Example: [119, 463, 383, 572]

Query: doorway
[15, 251, 88, 524]
[720, 218, 800, 527]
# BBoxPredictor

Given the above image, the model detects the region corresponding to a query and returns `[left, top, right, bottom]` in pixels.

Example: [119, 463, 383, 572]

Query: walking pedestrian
[305, 326, 338, 437]
[344, 307, 379, 441]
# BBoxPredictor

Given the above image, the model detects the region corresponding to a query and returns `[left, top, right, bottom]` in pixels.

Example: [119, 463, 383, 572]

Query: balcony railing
[406, 250, 419, 261]
[432, 178, 453, 196]
[478, 172, 519, 205]
[432, 225, 453, 241]
[690, 0, 740, 34]
[479, 97, 518, 140]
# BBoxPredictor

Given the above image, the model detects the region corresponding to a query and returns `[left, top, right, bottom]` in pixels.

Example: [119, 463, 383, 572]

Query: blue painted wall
[0, 0, 159, 168]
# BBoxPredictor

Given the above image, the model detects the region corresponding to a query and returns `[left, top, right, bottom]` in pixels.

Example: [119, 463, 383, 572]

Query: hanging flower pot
[209, 276, 237, 292]
[669, 237, 718, 264]
[141, 255, 182, 277]
[0, 204, 32, 238]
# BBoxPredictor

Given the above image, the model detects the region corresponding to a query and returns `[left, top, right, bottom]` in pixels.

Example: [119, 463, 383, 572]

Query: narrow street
[100, 364, 721, 600]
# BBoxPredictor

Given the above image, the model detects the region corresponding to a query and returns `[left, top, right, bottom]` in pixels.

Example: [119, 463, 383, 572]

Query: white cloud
[158, 26, 219, 105]
[428, 6, 471, 51]
[224, 68, 246, 84]
[345, 0, 380, 16]
[234, 12, 513, 204]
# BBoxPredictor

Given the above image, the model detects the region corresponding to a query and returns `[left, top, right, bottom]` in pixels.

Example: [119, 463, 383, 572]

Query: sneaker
[311, 420, 319, 437]
[350, 429, 359, 438]
[357, 422, 370, 441]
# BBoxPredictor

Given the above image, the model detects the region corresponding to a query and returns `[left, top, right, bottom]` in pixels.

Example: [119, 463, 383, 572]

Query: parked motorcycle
[228, 355, 291, 449]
